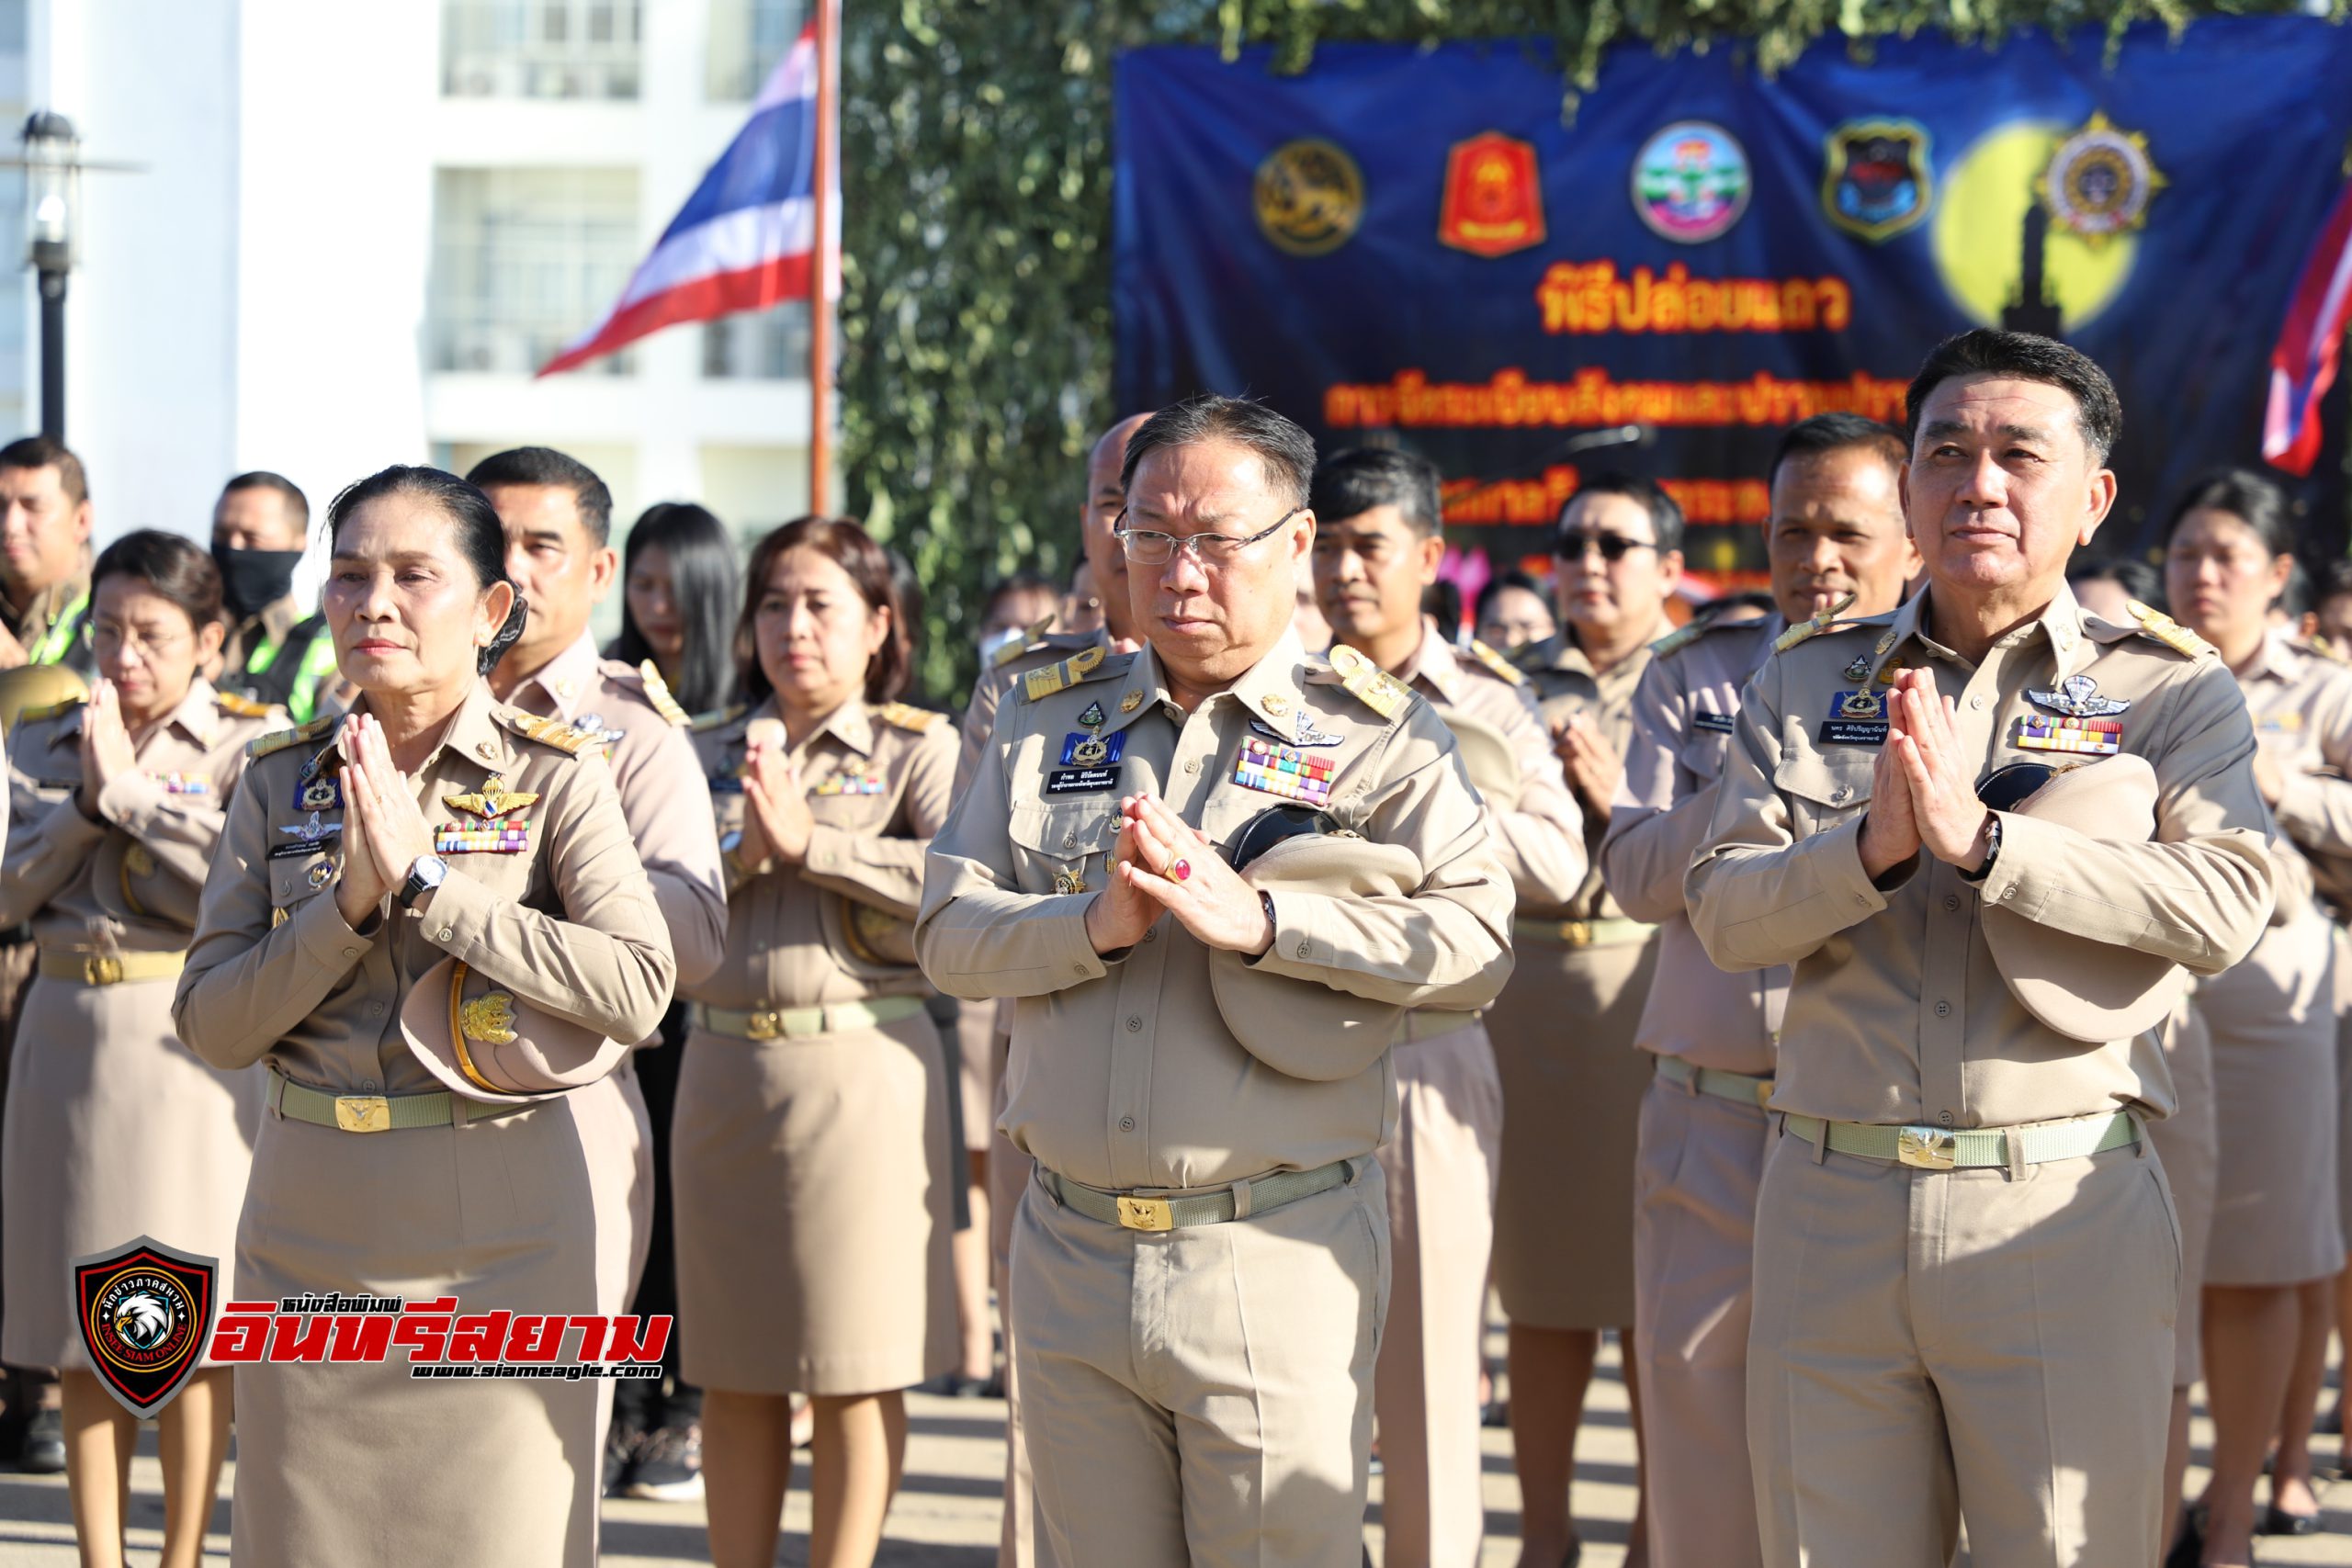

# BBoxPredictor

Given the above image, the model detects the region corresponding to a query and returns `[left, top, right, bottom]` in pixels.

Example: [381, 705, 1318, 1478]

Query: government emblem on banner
[1632, 121, 1750, 244]
[73, 1238, 218, 1417]
[1254, 139, 1365, 257]
[1438, 132, 1544, 257]
[1822, 119, 1932, 243]
[2038, 112, 2166, 247]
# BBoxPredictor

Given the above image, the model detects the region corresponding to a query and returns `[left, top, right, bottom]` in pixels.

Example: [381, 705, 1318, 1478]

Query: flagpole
[808, 0, 841, 514]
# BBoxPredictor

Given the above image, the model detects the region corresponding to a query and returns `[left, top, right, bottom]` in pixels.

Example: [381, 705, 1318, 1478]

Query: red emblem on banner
[1438, 133, 1545, 258]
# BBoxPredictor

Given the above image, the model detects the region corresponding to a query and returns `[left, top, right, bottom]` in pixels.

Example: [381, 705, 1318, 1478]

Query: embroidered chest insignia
[2026, 673, 2131, 718]
[444, 776, 539, 820]
[1233, 737, 1338, 805]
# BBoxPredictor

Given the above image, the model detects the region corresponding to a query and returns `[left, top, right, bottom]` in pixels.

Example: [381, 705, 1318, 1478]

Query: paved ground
[3, 1334, 2350, 1563]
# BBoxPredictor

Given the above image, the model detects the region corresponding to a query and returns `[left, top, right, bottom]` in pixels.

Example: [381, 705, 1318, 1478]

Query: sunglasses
[1975, 761, 2075, 814]
[1555, 529, 1655, 563]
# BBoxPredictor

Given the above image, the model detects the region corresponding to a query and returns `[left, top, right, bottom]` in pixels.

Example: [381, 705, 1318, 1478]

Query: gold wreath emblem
[460, 991, 520, 1045]
[1254, 140, 1364, 257]
[444, 776, 540, 820]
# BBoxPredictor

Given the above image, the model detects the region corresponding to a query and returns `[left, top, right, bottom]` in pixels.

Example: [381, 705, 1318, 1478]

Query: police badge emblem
[2039, 113, 2166, 247]
[1822, 119, 1932, 243]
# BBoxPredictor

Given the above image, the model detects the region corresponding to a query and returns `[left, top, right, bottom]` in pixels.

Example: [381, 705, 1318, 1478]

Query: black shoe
[917, 1372, 994, 1399]
[2263, 1501, 2322, 1537]
[1560, 1539, 1583, 1568]
[1480, 1399, 1510, 1429]
[2165, 1506, 2204, 1568]
[2324, 1404, 2345, 1438]
[626, 1422, 704, 1503]
[18, 1408, 62, 1475]
[602, 1419, 644, 1496]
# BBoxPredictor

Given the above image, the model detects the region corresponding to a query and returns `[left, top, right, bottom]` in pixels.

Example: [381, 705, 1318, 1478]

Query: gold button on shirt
[1688, 583, 2276, 1129]
[919, 630, 1515, 1191]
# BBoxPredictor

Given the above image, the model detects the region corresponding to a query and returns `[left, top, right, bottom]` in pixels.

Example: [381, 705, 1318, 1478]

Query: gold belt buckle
[745, 1010, 783, 1041]
[1563, 919, 1592, 946]
[1115, 1195, 1173, 1232]
[1896, 1126, 1957, 1170]
[334, 1096, 391, 1134]
[82, 954, 123, 986]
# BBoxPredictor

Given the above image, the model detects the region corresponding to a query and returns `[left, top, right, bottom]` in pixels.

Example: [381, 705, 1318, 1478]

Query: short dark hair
[2161, 467, 2298, 559]
[1475, 568, 1550, 624]
[326, 465, 527, 676]
[0, 434, 87, 506]
[1310, 447, 1442, 537]
[1770, 413, 1908, 487]
[220, 469, 310, 527]
[610, 501, 741, 716]
[1558, 472, 1685, 556]
[2314, 557, 2352, 608]
[736, 516, 909, 706]
[1118, 395, 1317, 514]
[92, 529, 224, 632]
[2067, 552, 2164, 612]
[464, 446, 615, 545]
[1905, 329, 2122, 464]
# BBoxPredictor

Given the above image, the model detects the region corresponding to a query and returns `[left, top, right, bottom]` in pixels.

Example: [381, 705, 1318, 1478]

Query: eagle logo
[110, 1291, 174, 1350]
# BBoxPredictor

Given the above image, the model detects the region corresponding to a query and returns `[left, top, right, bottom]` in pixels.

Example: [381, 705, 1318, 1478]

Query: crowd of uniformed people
[0, 326, 2337, 1568]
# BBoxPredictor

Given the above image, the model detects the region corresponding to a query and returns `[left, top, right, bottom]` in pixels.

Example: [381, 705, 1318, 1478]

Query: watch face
[419, 855, 449, 886]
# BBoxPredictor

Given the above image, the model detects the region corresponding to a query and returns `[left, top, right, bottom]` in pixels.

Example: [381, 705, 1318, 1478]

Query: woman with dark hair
[675, 516, 956, 1568]
[0, 529, 275, 1568]
[613, 501, 741, 717]
[2163, 467, 2351, 1564]
[174, 465, 674, 1567]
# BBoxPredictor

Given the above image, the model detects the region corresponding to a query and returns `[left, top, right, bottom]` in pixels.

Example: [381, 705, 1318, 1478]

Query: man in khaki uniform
[1309, 446, 1584, 1568]
[952, 410, 1148, 1567]
[1598, 413, 1917, 1568]
[1496, 472, 1685, 1564]
[919, 396, 1514, 1568]
[472, 446, 728, 1497]
[1687, 330, 2278, 1565]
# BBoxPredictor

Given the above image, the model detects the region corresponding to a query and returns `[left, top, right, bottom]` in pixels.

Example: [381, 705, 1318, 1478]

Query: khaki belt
[1781, 1110, 2139, 1171]
[266, 1066, 521, 1135]
[691, 994, 926, 1042]
[38, 949, 184, 987]
[1396, 1009, 1482, 1044]
[1654, 1053, 1774, 1110]
[1038, 1158, 1355, 1233]
[1513, 916, 1656, 949]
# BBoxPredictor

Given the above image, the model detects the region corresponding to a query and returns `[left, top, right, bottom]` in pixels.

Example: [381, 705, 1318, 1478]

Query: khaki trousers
[1372, 1023, 1503, 1568]
[1747, 1129, 2177, 1567]
[1631, 1073, 1770, 1568]
[1012, 1158, 1389, 1568]
[990, 1016, 1038, 1568]
[2146, 1003, 2216, 1388]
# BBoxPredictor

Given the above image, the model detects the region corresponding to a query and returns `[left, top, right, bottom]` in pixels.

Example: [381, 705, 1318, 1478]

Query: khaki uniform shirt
[174, 682, 675, 1091]
[508, 631, 727, 987]
[917, 630, 1515, 1190]
[2243, 632, 2352, 911]
[689, 694, 956, 1012]
[956, 627, 1111, 797]
[2, 682, 274, 948]
[1391, 626, 1586, 906]
[1521, 631, 1654, 924]
[1602, 614, 1789, 1075]
[1687, 584, 2277, 1128]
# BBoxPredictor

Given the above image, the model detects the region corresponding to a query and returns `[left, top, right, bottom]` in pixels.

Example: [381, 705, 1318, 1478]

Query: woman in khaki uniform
[676, 517, 955, 1568]
[0, 532, 273, 1568]
[1498, 477, 1679, 1567]
[2164, 468, 2351, 1565]
[174, 466, 675, 1568]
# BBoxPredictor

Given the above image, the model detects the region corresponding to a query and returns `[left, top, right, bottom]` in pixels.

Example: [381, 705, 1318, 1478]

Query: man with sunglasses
[1308, 446, 1586, 1568]
[1688, 330, 2277, 1566]
[920, 395, 1512, 1568]
[1494, 471, 1683, 1565]
[1598, 413, 1917, 1568]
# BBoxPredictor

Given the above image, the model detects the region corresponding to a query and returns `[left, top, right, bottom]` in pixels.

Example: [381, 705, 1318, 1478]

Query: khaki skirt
[673, 1008, 955, 1395]
[1487, 931, 1659, 1329]
[2199, 908, 2345, 1288]
[230, 1091, 605, 1568]
[1, 972, 259, 1370]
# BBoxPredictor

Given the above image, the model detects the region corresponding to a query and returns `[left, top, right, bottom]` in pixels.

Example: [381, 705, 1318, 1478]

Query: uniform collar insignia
[1077, 700, 1105, 730]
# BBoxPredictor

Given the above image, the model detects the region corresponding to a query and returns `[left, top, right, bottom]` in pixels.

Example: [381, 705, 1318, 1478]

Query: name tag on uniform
[2014, 716, 2122, 755]
[1045, 765, 1120, 795]
[1821, 690, 1888, 747]
[1692, 711, 1734, 734]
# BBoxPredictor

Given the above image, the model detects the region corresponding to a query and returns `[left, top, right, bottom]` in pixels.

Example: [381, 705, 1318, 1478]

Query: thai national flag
[2262, 177, 2352, 478]
[539, 25, 832, 377]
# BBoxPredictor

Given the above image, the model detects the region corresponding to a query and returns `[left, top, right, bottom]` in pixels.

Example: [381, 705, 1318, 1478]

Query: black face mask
[212, 545, 302, 621]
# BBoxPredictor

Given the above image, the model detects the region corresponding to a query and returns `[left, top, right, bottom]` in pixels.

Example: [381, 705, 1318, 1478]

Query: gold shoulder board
[1772, 591, 1860, 653]
[246, 714, 334, 760]
[2127, 599, 2216, 660]
[1327, 643, 1411, 720]
[17, 696, 85, 726]
[214, 692, 273, 718]
[1021, 644, 1112, 704]
[992, 614, 1060, 669]
[500, 710, 592, 754]
[637, 660, 691, 726]
[877, 701, 945, 733]
[1466, 637, 1527, 686]
[1650, 622, 1704, 659]
[691, 703, 748, 733]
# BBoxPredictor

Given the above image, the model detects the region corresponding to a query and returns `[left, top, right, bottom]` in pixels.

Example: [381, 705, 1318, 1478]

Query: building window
[707, 0, 803, 100]
[431, 168, 640, 376]
[700, 300, 812, 381]
[443, 0, 643, 101]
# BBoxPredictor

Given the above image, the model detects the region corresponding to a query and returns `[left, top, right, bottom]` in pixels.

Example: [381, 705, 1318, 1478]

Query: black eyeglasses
[1555, 529, 1655, 563]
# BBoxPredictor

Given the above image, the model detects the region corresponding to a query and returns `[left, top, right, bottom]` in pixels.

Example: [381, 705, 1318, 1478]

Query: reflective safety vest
[228, 611, 337, 723]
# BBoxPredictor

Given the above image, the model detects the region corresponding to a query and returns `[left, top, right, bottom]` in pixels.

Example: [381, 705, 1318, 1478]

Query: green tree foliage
[837, 0, 2342, 705]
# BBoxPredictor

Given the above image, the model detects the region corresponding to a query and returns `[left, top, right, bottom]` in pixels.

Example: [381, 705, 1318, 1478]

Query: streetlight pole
[19, 113, 80, 444]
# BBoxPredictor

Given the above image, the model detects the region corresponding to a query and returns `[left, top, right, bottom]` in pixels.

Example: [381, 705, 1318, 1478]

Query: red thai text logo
[210, 1294, 672, 1381]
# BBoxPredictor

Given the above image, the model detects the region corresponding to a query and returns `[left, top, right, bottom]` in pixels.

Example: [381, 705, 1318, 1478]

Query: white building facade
[16, 0, 809, 558]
